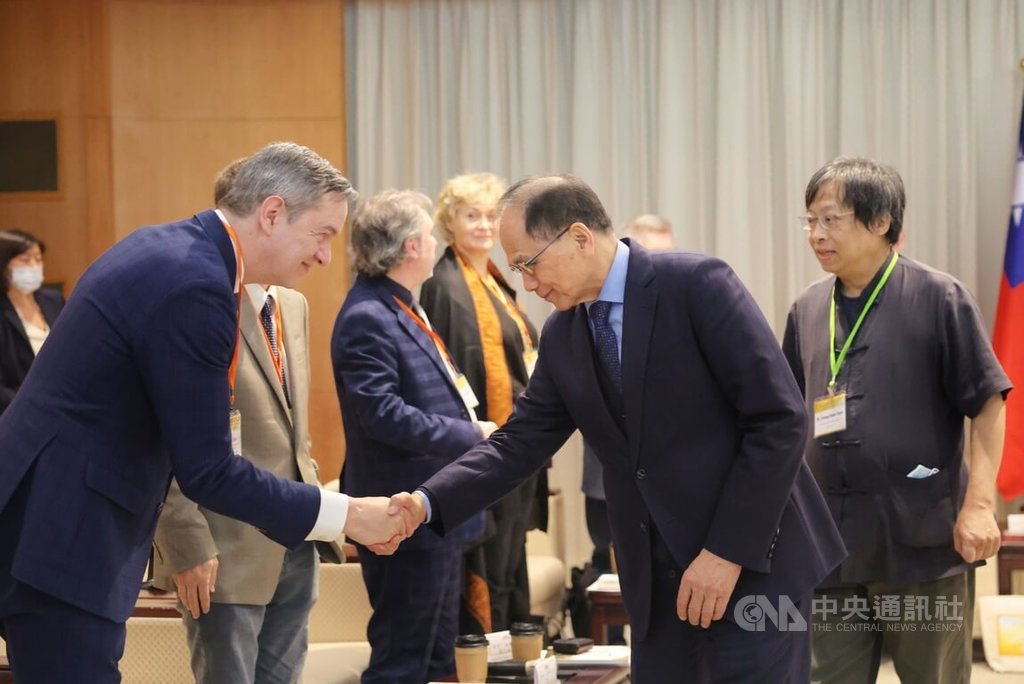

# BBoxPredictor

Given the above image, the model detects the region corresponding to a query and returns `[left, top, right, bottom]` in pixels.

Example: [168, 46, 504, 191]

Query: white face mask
[10, 265, 44, 294]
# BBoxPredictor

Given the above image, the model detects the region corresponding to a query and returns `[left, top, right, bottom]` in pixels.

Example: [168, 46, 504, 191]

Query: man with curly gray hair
[331, 189, 496, 683]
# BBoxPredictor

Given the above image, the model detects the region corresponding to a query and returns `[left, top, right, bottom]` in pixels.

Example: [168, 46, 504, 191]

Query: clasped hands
[174, 493, 429, 618]
[342, 491, 429, 555]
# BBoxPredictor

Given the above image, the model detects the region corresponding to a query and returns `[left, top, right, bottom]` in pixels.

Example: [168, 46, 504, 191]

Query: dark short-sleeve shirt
[782, 255, 1011, 585]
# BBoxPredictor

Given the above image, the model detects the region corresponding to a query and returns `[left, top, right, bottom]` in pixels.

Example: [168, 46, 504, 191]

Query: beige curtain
[346, 0, 1024, 558]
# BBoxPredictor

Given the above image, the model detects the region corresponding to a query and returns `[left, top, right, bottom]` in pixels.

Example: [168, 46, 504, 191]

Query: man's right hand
[344, 496, 413, 553]
[362, 492, 429, 555]
[173, 557, 219, 620]
[389, 491, 428, 531]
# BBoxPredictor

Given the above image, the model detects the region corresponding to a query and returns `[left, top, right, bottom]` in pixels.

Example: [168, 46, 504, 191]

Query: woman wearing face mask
[0, 229, 64, 414]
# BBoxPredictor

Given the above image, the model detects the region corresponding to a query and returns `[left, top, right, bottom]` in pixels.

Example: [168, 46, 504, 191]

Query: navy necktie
[589, 300, 622, 394]
[260, 296, 291, 406]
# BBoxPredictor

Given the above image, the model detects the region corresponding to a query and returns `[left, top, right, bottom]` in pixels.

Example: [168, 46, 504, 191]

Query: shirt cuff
[415, 488, 433, 524]
[305, 489, 349, 541]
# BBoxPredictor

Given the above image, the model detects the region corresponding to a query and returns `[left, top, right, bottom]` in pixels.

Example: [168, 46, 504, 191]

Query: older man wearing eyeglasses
[390, 173, 847, 683]
[782, 157, 1009, 684]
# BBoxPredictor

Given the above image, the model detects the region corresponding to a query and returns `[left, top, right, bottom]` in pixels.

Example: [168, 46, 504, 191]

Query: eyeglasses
[797, 211, 855, 232]
[509, 225, 572, 276]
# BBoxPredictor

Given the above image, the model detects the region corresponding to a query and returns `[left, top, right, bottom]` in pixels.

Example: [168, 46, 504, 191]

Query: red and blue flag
[995, 95, 1024, 500]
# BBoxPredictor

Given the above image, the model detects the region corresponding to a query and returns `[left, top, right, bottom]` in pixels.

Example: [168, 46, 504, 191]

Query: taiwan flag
[995, 95, 1024, 500]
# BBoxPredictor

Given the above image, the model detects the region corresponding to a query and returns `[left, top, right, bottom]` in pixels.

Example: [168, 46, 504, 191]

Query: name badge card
[486, 630, 512, 662]
[229, 408, 242, 456]
[454, 372, 480, 409]
[533, 653, 558, 684]
[813, 392, 846, 438]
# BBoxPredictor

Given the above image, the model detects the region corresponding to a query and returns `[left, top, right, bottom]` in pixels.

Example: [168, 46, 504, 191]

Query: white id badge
[454, 373, 480, 409]
[813, 392, 847, 438]
[229, 408, 243, 456]
[522, 348, 538, 378]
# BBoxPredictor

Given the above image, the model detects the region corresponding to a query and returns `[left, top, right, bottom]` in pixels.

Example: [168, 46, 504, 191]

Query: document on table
[554, 644, 631, 667]
[585, 573, 620, 593]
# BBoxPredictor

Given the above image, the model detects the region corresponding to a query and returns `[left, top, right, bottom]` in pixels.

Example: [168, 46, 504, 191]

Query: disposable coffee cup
[454, 633, 489, 682]
[509, 621, 544, 661]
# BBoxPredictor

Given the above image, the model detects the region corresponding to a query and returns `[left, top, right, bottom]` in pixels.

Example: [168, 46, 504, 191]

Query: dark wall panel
[0, 120, 58, 192]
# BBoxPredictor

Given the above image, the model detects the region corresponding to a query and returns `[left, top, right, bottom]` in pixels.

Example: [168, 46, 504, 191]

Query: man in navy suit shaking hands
[0, 142, 409, 683]
[394, 174, 847, 683]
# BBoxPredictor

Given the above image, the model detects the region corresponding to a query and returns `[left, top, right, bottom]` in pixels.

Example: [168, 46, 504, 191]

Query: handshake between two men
[341, 423, 501, 552]
[341, 491, 431, 554]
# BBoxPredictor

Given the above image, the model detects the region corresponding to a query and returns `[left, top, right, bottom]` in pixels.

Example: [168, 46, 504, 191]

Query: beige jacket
[153, 286, 333, 605]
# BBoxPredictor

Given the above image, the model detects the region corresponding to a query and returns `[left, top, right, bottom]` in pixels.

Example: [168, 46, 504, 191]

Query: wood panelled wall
[0, 0, 350, 480]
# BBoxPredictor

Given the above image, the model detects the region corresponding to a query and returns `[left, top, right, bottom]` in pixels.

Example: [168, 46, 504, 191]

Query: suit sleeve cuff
[305, 489, 349, 541]
[415, 487, 434, 524]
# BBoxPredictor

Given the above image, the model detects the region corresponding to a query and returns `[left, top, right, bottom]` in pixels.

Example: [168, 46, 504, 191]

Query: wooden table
[998, 533, 1024, 594]
[588, 586, 628, 646]
[439, 663, 628, 683]
[0, 654, 11, 684]
[132, 586, 180, 618]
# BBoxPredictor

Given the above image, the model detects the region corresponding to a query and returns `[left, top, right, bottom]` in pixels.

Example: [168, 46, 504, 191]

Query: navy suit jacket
[0, 287, 64, 413]
[331, 274, 485, 551]
[423, 242, 846, 641]
[0, 210, 321, 623]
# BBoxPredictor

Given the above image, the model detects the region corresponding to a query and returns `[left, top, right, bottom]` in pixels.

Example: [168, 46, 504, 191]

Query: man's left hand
[954, 504, 1001, 562]
[677, 548, 742, 628]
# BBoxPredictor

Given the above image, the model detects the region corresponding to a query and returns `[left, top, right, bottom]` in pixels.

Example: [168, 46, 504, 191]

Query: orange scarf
[455, 250, 519, 425]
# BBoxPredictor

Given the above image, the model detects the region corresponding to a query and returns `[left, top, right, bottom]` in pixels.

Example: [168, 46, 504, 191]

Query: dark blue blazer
[331, 274, 485, 550]
[0, 210, 321, 623]
[0, 287, 64, 413]
[423, 242, 846, 641]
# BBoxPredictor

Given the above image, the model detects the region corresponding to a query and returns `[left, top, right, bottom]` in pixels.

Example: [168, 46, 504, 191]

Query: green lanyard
[828, 251, 899, 391]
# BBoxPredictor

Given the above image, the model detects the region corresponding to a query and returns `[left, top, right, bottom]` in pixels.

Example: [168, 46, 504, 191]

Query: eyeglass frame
[798, 211, 855, 233]
[508, 224, 573, 275]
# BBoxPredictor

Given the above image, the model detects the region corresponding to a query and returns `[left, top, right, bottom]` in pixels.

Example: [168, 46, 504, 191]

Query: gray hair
[350, 190, 433, 277]
[499, 174, 613, 240]
[217, 142, 356, 219]
[623, 214, 673, 238]
[805, 157, 905, 245]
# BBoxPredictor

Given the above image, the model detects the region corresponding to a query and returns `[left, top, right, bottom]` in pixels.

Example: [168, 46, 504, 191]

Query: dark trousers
[632, 539, 811, 683]
[810, 572, 974, 684]
[585, 496, 613, 571]
[482, 477, 537, 630]
[0, 463, 127, 684]
[358, 541, 462, 684]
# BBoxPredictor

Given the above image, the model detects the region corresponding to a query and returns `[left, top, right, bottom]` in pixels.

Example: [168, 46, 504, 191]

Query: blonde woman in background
[420, 172, 547, 633]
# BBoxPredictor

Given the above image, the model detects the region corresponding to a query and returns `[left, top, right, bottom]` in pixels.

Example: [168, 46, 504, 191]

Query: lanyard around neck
[217, 212, 244, 406]
[392, 295, 458, 374]
[828, 251, 899, 390]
